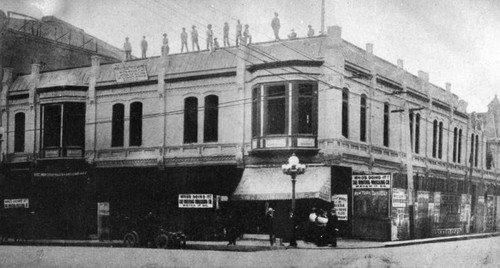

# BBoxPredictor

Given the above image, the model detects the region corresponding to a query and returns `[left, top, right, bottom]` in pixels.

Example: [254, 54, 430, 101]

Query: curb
[384, 232, 500, 247]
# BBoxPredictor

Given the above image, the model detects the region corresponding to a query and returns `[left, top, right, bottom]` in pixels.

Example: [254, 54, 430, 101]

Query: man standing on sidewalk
[266, 208, 276, 246]
[326, 208, 339, 247]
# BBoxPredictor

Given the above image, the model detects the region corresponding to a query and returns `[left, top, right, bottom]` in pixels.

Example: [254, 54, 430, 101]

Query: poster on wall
[179, 194, 214, 208]
[332, 194, 348, 221]
[4, 199, 29, 209]
[391, 188, 409, 241]
[352, 174, 391, 218]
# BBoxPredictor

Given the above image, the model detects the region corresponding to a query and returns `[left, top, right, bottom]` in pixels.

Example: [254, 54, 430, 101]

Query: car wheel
[124, 232, 137, 247]
[155, 234, 169, 249]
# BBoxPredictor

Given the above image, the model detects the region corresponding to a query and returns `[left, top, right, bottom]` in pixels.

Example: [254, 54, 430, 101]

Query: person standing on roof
[181, 27, 189, 52]
[243, 24, 252, 45]
[123, 37, 132, 61]
[206, 24, 214, 51]
[161, 33, 169, 56]
[141, 36, 148, 58]
[288, 29, 297, 39]
[223, 22, 230, 47]
[307, 25, 315, 37]
[236, 20, 242, 46]
[191, 25, 200, 51]
[271, 12, 281, 41]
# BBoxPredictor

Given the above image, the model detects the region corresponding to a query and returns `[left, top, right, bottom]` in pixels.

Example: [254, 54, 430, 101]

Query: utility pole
[321, 0, 325, 34]
[403, 102, 415, 239]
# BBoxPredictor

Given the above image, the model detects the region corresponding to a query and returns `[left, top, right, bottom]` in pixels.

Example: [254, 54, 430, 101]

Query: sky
[1, 0, 499, 113]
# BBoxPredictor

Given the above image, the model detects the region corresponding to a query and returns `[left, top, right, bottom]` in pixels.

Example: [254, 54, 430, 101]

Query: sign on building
[113, 64, 148, 83]
[352, 174, 391, 188]
[331, 194, 348, 221]
[4, 199, 29, 209]
[179, 194, 214, 208]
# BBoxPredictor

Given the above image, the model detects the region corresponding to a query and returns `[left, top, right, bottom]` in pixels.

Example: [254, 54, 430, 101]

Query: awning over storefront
[232, 166, 331, 202]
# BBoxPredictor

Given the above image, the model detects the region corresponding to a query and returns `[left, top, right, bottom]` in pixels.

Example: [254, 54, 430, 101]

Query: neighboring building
[1, 25, 499, 241]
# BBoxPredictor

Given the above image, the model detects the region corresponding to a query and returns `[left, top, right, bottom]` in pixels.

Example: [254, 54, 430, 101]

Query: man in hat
[235, 20, 242, 46]
[141, 36, 148, 58]
[307, 25, 315, 37]
[223, 22, 230, 46]
[191, 25, 200, 51]
[161, 33, 169, 56]
[206, 24, 214, 51]
[123, 37, 132, 60]
[271, 12, 281, 41]
[181, 27, 189, 52]
[265, 207, 276, 246]
[243, 24, 252, 45]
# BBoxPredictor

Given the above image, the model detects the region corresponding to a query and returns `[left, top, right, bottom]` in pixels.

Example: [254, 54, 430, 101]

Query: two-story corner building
[1, 25, 499, 241]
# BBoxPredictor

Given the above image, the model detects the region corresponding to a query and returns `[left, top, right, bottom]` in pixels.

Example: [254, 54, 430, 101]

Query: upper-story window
[14, 112, 25, 153]
[360, 94, 367, 142]
[184, 97, 198, 143]
[432, 120, 438, 158]
[458, 129, 462, 163]
[251, 81, 318, 150]
[452, 127, 458, 163]
[438, 122, 443, 159]
[204, 95, 219, 142]
[342, 88, 349, 138]
[41, 103, 85, 157]
[111, 103, 125, 147]
[415, 114, 420, 154]
[469, 133, 475, 166]
[474, 134, 479, 167]
[383, 102, 390, 147]
[129, 102, 143, 146]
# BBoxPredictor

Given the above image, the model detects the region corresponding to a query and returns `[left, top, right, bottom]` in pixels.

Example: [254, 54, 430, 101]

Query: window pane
[298, 84, 313, 134]
[266, 85, 286, 135]
[252, 87, 260, 137]
[360, 95, 367, 142]
[415, 114, 420, 154]
[204, 95, 218, 142]
[14, 113, 25, 153]
[43, 105, 62, 148]
[129, 102, 143, 146]
[63, 103, 85, 148]
[184, 97, 198, 143]
[342, 89, 349, 138]
[111, 103, 124, 147]
[383, 103, 389, 147]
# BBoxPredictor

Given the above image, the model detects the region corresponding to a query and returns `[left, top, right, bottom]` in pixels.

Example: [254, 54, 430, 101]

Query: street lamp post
[282, 153, 306, 247]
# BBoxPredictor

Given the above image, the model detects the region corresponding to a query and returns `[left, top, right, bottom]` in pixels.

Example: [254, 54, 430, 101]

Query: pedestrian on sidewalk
[288, 209, 298, 247]
[266, 207, 276, 246]
[226, 214, 237, 246]
[326, 208, 339, 247]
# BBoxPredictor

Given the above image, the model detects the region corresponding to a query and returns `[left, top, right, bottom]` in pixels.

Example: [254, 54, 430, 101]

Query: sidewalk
[1, 232, 498, 251]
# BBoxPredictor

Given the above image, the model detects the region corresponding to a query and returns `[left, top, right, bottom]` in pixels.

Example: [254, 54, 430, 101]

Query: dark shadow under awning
[232, 166, 331, 202]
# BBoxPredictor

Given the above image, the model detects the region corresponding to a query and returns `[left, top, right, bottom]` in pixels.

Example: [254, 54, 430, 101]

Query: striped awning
[232, 166, 331, 202]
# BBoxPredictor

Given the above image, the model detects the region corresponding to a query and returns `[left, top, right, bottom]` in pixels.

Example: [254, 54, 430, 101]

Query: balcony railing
[40, 146, 84, 158]
[251, 134, 318, 152]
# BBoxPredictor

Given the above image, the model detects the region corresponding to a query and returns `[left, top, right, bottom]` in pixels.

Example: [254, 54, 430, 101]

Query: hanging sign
[178, 194, 214, 208]
[331, 194, 348, 221]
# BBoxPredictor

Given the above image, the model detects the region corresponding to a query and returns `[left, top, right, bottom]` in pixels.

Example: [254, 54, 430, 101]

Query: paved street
[1, 236, 499, 268]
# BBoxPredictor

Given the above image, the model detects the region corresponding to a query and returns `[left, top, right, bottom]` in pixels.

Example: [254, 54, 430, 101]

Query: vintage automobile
[123, 226, 186, 249]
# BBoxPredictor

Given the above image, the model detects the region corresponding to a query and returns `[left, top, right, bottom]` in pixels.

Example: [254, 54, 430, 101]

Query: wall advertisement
[179, 194, 214, 208]
[391, 188, 409, 241]
[332, 194, 348, 221]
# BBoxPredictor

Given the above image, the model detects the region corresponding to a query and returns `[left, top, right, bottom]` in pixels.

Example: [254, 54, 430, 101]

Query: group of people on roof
[122, 12, 318, 60]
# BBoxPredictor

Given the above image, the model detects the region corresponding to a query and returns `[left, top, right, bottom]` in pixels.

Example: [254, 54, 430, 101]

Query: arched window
[14, 112, 25, 152]
[383, 102, 390, 147]
[184, 97, 198, 143]
[342, 88, 349, 138]
[111, 103, 125, 147]
[452, 127, 458, 162]
[204, 95, 219, 142]
[415, 114, 420, 154]
[129, 102, 143, 146]
[458, 129, 463, 163]
[360, 94, 367, 142]
[438, 122, 443, 159]
[432, 120, 438, 158]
